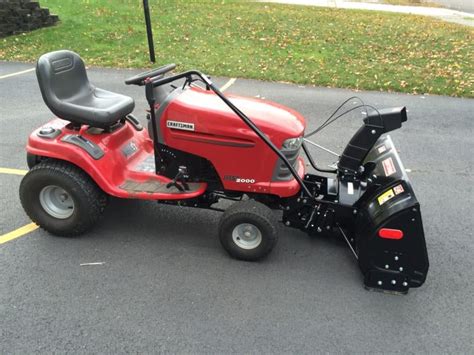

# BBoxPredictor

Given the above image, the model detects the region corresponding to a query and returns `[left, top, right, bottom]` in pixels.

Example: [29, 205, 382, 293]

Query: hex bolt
[285, 221, 291, 226]
[394, 256, 399, 261]
[385, 264, 389, 269]
[353, 209, 357, 215]
[377, 281, 383, 286]
[326, 226, 331, 230]
[391, 280, 397, 285]
[399, 267, 404, 272]
[402, 282, 408, 287]
[286, 206, 290, 210]
[412, 218, 416, 222]
[412, 208, 417, 212]
[303, 199, 307, 203]
[371, 129, 376, 134]
[317, 227, 322, 233]
[297, 198, 301, 202]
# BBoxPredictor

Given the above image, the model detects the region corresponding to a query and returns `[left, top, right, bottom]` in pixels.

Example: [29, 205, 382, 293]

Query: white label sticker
[382, 157, 396, 177]
[166, 120, 195, 131]
[377, 145, 387, 154]
[393, 184, 404, 195]
[347, 182, 354, 195]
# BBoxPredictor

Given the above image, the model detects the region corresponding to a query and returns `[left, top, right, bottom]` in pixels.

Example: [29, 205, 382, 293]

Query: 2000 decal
[224, 175, 256, 184]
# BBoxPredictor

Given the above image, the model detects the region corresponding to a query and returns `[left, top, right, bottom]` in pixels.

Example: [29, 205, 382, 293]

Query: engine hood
[168, 87, 306, 146]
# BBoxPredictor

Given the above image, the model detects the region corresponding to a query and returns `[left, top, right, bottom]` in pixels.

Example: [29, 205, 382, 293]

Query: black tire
[19, 160, 108, 237]
[218, 200, 278, 261]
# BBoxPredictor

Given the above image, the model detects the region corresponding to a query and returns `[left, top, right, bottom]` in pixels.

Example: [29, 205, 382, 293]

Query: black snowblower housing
[339, 107, 428, 293]
[283, 107, 429, 293]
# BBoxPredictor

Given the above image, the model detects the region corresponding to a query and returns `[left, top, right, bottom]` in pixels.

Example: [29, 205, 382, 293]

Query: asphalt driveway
[1, 61, 473, 353]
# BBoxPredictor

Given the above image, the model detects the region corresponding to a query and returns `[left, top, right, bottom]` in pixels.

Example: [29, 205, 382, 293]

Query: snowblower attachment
[353, 136, 428, 293]
[338, 107, 429, 293]
[289, 106, 428, 293]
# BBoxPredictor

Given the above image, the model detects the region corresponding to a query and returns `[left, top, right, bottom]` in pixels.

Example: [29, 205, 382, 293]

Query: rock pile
[0, 0, 59, 38]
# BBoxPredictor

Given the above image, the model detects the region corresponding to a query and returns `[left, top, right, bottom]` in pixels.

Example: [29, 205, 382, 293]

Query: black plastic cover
[354, 135, 429, 293]
[338, 107, 407, 174]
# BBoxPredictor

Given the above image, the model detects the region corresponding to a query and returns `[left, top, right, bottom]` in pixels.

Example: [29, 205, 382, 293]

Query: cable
[302, 98, 383, 174]
[321, 104, 381, 131]
[305, 104, 365, 137]
[304, 96, 366, 138]
[305, 102, 382, 138]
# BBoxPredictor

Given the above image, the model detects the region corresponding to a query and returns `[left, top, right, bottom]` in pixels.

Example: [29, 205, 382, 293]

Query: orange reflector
[378, 228, 404, 240]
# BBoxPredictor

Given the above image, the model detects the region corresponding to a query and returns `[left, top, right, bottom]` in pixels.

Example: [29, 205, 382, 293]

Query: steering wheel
[125, 63, 176, 86]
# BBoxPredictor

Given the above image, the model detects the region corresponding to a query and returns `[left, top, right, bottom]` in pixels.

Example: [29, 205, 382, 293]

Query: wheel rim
[39, 185, 75, 219]
[232, 223, 262, 250]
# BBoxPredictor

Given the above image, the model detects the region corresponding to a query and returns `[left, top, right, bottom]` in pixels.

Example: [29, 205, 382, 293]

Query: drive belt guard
[354, 135, 429, 294]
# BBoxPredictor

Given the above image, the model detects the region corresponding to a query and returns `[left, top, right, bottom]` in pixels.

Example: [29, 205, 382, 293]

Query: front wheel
[19, 160, 107, 236]
[218, 200, 279, 261]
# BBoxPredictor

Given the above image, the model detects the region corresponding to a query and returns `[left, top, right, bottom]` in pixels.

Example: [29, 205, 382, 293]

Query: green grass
[1, 0, 473, 97]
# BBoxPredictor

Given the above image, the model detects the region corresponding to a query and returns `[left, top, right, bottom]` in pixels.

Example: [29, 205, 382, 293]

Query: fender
[26, 119, 206, 200]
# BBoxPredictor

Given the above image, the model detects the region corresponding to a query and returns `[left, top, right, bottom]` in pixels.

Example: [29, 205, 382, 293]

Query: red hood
[169, 87, 306, 146]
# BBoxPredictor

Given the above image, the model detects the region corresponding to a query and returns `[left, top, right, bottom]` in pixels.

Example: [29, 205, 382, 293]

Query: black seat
[36, 50, 135, 128]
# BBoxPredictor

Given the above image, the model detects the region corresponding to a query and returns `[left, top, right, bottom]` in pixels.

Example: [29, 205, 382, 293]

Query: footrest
[120, 179, 202, 194]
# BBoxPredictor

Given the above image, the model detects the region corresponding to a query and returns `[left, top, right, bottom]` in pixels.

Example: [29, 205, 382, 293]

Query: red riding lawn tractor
[20, 50, 429, 293]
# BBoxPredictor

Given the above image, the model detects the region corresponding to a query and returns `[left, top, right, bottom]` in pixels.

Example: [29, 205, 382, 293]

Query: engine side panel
[158, 87, 306, 196]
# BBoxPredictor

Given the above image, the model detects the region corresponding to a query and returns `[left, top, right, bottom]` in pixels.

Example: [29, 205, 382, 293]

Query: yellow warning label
[378, 188, 395, 206]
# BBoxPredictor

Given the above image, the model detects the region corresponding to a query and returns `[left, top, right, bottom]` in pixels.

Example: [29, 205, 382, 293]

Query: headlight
[282, 137, 303, 150]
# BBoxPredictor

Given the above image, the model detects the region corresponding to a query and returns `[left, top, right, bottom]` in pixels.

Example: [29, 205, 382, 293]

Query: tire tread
[20, 160, 107, 236]
[218, 199, 278, 261]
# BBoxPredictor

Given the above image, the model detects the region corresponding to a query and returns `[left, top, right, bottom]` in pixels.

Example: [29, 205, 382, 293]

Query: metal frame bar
[303, 138, 340, 157]
[145, 82, 161, 174]
[301, 142, 337, 174]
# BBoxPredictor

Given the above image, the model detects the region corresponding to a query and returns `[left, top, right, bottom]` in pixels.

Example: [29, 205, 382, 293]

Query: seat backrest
[36, 50, 93, 116]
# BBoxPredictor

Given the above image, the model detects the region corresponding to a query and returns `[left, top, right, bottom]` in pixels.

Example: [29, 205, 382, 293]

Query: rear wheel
[218, 200, 278, 261]
[19, 160, 107, 236]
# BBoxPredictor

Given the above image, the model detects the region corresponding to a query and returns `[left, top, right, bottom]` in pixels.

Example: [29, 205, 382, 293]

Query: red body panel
[27, 119, 207, 200]
[27, 87, 306, 200]
[160, 87, 306, 196]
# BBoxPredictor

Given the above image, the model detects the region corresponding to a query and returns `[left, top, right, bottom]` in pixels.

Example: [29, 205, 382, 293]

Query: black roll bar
[146, 70, 314, 199]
